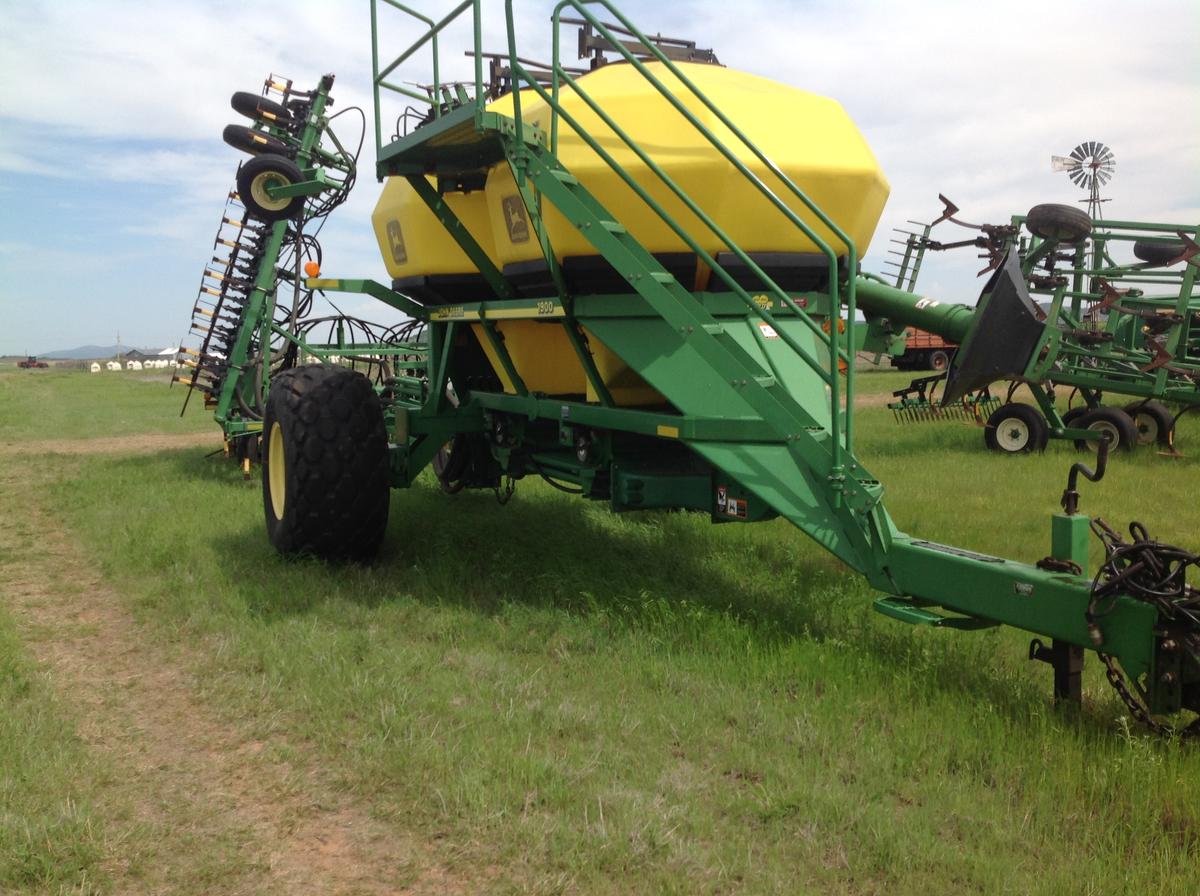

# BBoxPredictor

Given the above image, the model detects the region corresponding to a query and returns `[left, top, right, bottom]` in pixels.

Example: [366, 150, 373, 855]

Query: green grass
[3, 367, 1200, 893]
[0, 368, 211, 441]
[0, 609, 106, 893]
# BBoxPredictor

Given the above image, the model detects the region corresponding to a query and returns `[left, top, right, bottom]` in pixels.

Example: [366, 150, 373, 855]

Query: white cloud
[0, 0, 1196, 353]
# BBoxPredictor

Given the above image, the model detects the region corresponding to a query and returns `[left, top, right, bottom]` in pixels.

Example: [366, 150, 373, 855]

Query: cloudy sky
[0, 0, 1196, 355]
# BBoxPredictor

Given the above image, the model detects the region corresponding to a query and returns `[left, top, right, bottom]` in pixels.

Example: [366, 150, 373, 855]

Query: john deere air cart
[879, 192, 1200, 454]
[225, 1, 1198, 735]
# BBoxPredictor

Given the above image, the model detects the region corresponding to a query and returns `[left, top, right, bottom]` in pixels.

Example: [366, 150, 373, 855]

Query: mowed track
[0, 437, 471, 895]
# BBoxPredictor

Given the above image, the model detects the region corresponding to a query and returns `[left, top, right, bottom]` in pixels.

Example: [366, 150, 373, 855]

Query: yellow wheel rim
[250, 170, 291, 212]
[268, 422, 286, 519]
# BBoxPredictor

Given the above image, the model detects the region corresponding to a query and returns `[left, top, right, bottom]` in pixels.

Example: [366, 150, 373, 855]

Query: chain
[1089, 518, 1200, 739]
[1097, 653, 1179, 738]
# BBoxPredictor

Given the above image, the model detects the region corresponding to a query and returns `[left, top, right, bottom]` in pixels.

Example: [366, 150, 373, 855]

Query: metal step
[873, 596, 997, 630]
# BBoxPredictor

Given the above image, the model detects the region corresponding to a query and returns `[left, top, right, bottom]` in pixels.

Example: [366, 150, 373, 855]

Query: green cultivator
[881, 196, 1200, 453]
[177, 73, 424, 469]
[187, 1, 1200, 735]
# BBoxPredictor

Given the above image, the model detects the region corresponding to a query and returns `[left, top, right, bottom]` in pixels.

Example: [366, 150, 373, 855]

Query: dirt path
[0, 453, 468, 895]
[0, 431, 218, 456]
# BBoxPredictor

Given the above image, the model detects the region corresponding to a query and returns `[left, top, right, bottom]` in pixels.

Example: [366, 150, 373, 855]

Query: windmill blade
[1070, 144, 1088, 161]
[1052, 154, 1081, 172]
[1095, 144, 1115, 165]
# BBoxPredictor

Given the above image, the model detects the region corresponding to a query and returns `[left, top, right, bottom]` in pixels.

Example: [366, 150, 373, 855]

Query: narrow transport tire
[1065, 405, 1094, 439]
[1132, 240, 1185, 266]
[231, 90, 292, 124]
[236, 154, 306, 222]
[984, 403, 1048, 454]
[1073, 406, 1139, 452]
[1060, 405, 1089, 429]
[222, 123, 291, 157]
[1025, 203, 1092, 244]
[261, 365, 390, 561]
[929, 349, 951, 371]
[1123, 400, 1174, 447]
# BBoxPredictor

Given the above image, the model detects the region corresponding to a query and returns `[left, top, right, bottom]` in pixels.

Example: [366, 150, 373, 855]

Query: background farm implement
[882, 192, 1200, 453]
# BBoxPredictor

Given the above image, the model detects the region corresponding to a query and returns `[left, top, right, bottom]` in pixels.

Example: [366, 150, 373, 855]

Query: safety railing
[369, 0, 484, 156]
[504, 0, 861, 464]
[370, 0, 866, 466]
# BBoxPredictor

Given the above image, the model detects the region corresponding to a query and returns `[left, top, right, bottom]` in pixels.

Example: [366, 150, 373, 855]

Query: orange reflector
[304, 261, 321, 277]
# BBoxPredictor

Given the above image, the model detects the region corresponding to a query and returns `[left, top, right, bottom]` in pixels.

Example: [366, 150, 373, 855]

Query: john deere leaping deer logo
[386, 219, 407, 264]
[501, 195, 530, 244]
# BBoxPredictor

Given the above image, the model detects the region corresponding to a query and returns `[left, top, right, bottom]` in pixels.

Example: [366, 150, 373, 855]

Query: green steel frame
[881, 206, 1200, 444]
[302, 0, 1197, 724]
[182, 75, 430, 453]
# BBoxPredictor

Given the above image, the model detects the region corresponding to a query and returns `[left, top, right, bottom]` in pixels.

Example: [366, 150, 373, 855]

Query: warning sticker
[758, 323, 779, 339]
[716, 486, 747, 519]
[914, 297, 940, 310]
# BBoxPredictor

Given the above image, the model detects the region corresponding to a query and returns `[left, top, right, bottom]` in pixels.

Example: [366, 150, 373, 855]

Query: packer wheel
[236, 154, 306, 222]
[222, 123, 291, 157]
[984, 403, 1048, 453]
[1060, 406, 1089, 429]
[231, 91, 292, 124]
[1123, 400, 1174, 447]
[1025, 203, 1092, 243]
[1073, 406, 1138, 452]
[1132, 240, 1185, 266]
[262, 365, 390, 560]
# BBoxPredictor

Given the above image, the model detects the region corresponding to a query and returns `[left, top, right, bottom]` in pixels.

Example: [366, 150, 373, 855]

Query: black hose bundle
[1087, 518, 1200, 636]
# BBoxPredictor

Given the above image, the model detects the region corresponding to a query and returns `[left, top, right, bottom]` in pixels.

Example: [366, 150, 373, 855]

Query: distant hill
[39, 345, 165, 360]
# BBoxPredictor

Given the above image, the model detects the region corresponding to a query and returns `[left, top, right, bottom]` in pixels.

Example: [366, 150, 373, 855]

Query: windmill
[1051, 141, 1115, 220]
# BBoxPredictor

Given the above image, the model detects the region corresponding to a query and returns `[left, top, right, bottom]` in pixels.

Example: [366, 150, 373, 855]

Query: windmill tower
[1051, 141, 1115, 220]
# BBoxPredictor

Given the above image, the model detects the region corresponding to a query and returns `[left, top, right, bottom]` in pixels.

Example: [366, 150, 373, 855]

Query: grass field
[1, 367, 1199, 894]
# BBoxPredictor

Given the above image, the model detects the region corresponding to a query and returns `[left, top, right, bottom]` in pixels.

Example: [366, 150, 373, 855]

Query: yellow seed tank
[371, 60, 889, 401]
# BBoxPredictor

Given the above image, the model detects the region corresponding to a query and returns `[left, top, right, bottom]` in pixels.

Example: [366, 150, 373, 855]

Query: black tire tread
[1132, 240, 1185, 266]
[1073, 405, 1138, 452]
[236, 153, 305, 223]
[223, 123, 291, 157]
[231, 91, 292, 123]
[1122, 400, 1175, 447]
[984, 402, 1048, 453]
[262, 365, 390, 561]
[1025, 203, 1092, 243]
